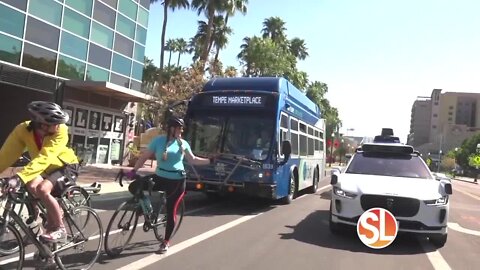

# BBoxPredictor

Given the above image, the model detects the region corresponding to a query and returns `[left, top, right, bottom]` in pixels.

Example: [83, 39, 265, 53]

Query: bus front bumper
[186, 179, 277, 199]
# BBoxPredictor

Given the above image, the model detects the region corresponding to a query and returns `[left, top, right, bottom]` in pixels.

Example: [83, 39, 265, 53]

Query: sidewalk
[452, 176, 478, 185]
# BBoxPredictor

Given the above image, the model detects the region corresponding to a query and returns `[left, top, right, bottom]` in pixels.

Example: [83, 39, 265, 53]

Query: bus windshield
[186, 113, 275, 161]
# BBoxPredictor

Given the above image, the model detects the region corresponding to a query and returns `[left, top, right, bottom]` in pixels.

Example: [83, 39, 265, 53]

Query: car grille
[360, 195, 420, 217]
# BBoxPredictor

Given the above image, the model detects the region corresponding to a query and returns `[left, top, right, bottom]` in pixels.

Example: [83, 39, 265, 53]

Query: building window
[1, 0, 26, 10]
[29, 0, 62, 26]
[60, 31, 88, 60]
[139, 0, 150, 9]
[0, 33, 22, 64]
[91, 22, 114, 48]
[137, 7, 149, 27]
[130, 80, 142, 91]
[434, 102, 438, 105]
[449, 106, 454, 110]
[101, 0, 118, 9]
[114, 33, 134, 57]
[25, 17, 60, 50]
[131, 61, 143, 81]
[0, 4, 25, 38]
[22, 43, 57, 75]
[57, 55, 86, 80]
[448, 117, 452, 121]
[116, 14, 135, 39]
[88, 43, 111, 69]
[112, 53, 132, 76]
[133, 43, 144, 62]
[448, 111, 453, 116]
[93, 0, 116, 29]
[86, 64, 109, 81]
[63, 8, 91, 38]
[118, 0, 137, 21]
[110, 72, 130, 88]
[432, 125, 437, 129]
[135, 25, 147, 44]
[433, 113, 438, 117]
[65, 0, 93, 17]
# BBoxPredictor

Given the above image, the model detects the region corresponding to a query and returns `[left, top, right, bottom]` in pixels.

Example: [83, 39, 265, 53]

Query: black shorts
[42, 164, 80, 197]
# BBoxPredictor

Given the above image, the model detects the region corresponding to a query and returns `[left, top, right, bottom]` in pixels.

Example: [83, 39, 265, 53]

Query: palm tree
[289, 37, 308, 60]
[212, 16, 233, 63]
[237, 36, 252, 75]
[222, 0, 248, 28]
[165, 39, 176, 66]
[261, 16, 287, 44]
[188, 36, 201, 62]
[176, 38, 188, 66]
[224, 66, 237, 77]
[191, 0, 224, 70]
[150, 0, 189, 85]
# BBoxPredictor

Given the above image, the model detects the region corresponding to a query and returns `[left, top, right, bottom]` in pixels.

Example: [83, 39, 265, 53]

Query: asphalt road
[2, 176, 480, 270]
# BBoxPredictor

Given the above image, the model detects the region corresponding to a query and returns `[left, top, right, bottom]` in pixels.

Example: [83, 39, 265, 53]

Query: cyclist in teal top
[126, 116, 213, 253]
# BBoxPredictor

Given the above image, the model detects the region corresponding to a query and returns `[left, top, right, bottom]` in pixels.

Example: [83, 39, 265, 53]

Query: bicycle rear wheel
[0, 222, 24, 270]
[54, 206, 103, 270]
[153, 199, 184, 241]
[61, 186, 91, 208]
[104, 200, 139, 258]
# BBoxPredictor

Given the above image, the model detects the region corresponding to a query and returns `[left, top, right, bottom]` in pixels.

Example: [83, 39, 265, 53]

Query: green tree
[456, 133, 480, 170]
[261, 17, 287, 44]
[142, 57, 158, 93]
[238, 36, 295, 77]
[224, 66, 238, 77]
[289, 37, 309, 60]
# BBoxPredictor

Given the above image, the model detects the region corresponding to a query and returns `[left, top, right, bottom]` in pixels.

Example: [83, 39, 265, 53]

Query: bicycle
[104, 170, 185, 257]
[0, 178, 104, 270]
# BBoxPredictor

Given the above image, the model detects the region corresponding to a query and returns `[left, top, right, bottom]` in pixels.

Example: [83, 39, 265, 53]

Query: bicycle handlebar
[115, 170, 155, 196]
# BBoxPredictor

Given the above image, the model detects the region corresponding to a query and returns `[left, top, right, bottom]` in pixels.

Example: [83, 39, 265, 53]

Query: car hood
[338, 173, 445, 199]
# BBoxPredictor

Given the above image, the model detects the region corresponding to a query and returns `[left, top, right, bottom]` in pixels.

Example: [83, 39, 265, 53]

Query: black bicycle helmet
[27, 101, 69, 125]
[167, 116, 184, 128]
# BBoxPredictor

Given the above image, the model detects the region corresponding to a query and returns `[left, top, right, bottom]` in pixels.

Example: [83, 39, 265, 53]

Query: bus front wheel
[282, 173, 297, 204]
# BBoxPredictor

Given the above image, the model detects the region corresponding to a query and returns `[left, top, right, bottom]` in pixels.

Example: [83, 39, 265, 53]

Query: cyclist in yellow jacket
[0, 101, 79, 242]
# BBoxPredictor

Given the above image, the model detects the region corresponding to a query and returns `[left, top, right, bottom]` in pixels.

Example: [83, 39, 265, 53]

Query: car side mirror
[331, 167, 341, 176]
[331, 174, 338, 185]
[278, 140, 291, 166]
[444, 183, 453, 195]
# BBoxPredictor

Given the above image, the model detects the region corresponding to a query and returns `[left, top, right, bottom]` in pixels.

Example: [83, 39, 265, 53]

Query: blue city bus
[184, 77, 326, 203]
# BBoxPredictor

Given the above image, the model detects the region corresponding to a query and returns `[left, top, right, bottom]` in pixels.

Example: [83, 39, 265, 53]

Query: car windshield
[345, 152, 432, 179]
[185, 112, 275, 161]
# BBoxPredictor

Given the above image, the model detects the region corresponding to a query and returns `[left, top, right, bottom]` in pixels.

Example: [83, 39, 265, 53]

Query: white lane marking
[420, 240, 452, 270]
[0, 203, 220, 265]
[296, 184, 331, 199]
[453, 187, 480, 201]
[448, 222, 480, 236]
[116, 213, 263, 270]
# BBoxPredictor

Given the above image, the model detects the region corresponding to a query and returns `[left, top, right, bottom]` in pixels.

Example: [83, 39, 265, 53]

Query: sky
[144, 0, 480, 142]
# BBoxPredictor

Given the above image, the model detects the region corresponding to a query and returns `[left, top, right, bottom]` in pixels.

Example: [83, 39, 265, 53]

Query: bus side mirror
[279, 140, 291, 166]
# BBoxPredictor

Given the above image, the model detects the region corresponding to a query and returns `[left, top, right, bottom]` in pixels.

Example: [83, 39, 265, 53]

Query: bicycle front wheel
[153, 199, 184, 241]
[104, 201, 139, 258]
[54, 206, 103, 270]
[0, 221, 24, 270]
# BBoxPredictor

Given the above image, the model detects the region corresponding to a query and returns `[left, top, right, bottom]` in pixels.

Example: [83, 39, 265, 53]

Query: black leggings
[128, 175, 185, 242]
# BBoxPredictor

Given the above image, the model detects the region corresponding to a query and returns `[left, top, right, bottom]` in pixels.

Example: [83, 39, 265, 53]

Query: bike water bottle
[140, 196, 153, 215]
[26, 216, 41, 236]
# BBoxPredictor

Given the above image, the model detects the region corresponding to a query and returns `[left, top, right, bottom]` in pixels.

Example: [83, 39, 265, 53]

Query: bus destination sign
[207, 95, 267, 107]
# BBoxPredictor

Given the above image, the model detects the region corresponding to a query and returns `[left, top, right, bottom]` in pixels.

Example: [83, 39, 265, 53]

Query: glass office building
[0, 0, 151, 164]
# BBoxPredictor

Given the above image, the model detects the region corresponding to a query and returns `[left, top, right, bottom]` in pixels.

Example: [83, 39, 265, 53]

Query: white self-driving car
[329, 134, 452, 247]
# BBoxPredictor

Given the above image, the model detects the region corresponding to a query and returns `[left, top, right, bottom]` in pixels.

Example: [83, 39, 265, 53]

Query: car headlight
[333, 187, 357, 199]
[424, 196, 448, 205]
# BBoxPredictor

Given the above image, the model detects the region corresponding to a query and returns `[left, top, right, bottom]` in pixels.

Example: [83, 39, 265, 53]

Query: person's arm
[0, 124, 26, 174]
[131, 149, 154, 172]
[183, 140, 211, 166]
[17, 124, 69, 183]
